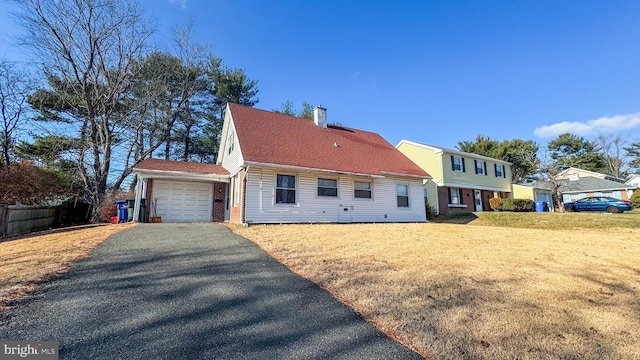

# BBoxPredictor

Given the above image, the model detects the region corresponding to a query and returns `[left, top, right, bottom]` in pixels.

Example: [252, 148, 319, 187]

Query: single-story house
[558, 176, 637, 203]
[132, 103, 431, 224]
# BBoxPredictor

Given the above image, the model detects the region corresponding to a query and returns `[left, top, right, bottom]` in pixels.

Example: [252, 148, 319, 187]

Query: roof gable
[227, 103, 430, 178]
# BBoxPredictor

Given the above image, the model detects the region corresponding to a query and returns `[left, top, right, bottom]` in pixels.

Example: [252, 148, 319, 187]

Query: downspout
[434, 180, 440, 215]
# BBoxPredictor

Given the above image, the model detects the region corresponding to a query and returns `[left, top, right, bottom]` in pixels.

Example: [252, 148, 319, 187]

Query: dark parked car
[564, 196, 634, 213]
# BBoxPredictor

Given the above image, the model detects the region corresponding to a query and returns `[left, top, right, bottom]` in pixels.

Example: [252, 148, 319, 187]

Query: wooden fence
[0, 204, 61, 237]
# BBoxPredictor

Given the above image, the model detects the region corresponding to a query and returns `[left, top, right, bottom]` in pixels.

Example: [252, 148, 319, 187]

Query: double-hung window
[449, 188, 463, 205]
[397, 184, 409, 207]
[495, 164, 505, 178]
[354, 181, 372, 199]
[451, 156, 465, 172]
[227, 134, 234, 155]
[276, 174, 296, 204]
[317, 178, 338, 197]
[475, 160, 487, 175]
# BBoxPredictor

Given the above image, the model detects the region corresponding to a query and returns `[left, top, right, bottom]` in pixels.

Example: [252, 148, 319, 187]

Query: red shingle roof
[134, 158, 229, 175]
[228, 103, 430, 178]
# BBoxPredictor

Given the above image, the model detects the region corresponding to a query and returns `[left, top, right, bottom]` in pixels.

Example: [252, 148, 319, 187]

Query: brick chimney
[313, 105, 327, 128]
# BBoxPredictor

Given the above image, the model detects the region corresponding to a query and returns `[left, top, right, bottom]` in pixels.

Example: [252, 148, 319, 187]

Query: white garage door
[152, 180, 212, 222]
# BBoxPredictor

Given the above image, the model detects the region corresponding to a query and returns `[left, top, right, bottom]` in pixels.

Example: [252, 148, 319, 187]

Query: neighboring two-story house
[396, 140, 512, 215]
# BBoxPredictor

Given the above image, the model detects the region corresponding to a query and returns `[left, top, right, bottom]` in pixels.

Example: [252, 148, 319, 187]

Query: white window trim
[452, 156, 464, 172]
[232, 175, 240, 207]
[449, 187, 464, 206]
[396, 183, 410, 208]
[475, 160, 485, 175]
[353, 180, 373, 200]
[275, 173, 298, 206]
[228, 134, 235, 155]
[317, 177, 339, 198]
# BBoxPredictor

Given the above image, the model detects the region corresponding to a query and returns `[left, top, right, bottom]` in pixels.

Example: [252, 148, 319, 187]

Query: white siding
[221, 120, 243, 173]
[244, 166, 426, 223]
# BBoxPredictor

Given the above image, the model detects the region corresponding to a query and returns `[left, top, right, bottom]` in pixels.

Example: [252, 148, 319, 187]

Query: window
[475, 160, 487, 175]
[495, 164, 504, 178]
[449, 188, 463, 205]
[423, 188, 429, 204]
[451, 155, 465, 172]
[397, 184, 409, 207]
[354, 181, 372, 199]
[227, 134, 234, 155]
[232, 176, 239, 206]
[317, 178, 338, 197]
[276, 174, 296, 204]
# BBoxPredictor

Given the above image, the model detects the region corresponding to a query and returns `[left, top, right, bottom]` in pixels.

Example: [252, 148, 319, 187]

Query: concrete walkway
[0, 223, 422, 359]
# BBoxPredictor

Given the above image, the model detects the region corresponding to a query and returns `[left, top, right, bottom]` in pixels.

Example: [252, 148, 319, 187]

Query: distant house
[556, 167, 627, 183]
[132, 104, 431, 223]
[396, 140, 512, 215]
[557, 176, 636, 203]
[626, 174, 640, 190]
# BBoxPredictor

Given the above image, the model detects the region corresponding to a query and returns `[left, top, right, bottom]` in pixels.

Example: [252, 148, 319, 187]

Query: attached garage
[132, 159, 230, 223]
[152, 180, 213, 222]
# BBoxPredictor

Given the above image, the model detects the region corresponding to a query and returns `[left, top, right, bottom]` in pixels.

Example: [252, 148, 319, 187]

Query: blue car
[564, 196, 633, 213]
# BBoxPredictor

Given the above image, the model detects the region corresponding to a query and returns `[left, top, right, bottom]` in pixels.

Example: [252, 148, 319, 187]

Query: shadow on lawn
[0, 223, 421, 360]
[431, 212, 478, 224]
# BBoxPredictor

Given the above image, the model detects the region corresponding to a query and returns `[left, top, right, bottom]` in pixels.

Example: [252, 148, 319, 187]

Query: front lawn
[434, 209, 640, 230]
[232, 222, 640, 359]
[0, 223, 135, 311]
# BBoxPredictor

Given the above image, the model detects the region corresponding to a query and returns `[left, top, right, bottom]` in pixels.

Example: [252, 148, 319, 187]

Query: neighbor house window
[276, 174, 296, 204]
[424, 188, 429, 204]
[317, 178, 338, 197]
[449, 188, 463, 205]
[451, 156, 465, 172]
[495, 164, 504, 178]
[227, 134, 235, 155]
[475, 160, 487, 175]
[397, 184, 409, 207]
[354, 181, 372, 199]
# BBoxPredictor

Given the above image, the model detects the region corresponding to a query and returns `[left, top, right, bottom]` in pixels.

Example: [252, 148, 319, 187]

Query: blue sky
[2, 0, 640, 150]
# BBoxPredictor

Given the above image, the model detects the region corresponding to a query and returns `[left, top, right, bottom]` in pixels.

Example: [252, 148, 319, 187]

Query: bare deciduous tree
[0, 60, 33, 169]
[14, 0, 154, 220]
[594, 135, 629, 179]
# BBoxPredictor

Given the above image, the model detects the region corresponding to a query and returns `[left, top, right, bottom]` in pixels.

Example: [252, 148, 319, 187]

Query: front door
[474, 190, 483, 212]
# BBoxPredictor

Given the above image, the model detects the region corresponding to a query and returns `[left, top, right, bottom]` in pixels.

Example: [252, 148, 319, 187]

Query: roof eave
[244, 161, 386, 178]
[133, 168, 230, 182]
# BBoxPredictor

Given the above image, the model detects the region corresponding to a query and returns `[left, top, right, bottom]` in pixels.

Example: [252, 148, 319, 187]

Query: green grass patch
[434, 210, 640, 230]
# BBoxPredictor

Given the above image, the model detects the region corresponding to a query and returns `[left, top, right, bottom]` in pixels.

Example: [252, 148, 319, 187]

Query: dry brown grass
[231, 223, 640, 360]
[0, 223, 135, 311]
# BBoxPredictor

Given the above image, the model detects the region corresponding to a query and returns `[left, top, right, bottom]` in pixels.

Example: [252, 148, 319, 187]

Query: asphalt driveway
[0, 223, 422, 359]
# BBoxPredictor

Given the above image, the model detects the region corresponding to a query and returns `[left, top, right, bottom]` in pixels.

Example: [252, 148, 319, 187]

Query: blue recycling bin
[115, 200, 129, 222]
[535, 201, 546, 212]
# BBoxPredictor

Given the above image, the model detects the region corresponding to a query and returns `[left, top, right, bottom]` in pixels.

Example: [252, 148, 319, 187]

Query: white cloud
[534, 112, 640, 138]
[169, 0, 187, 9]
